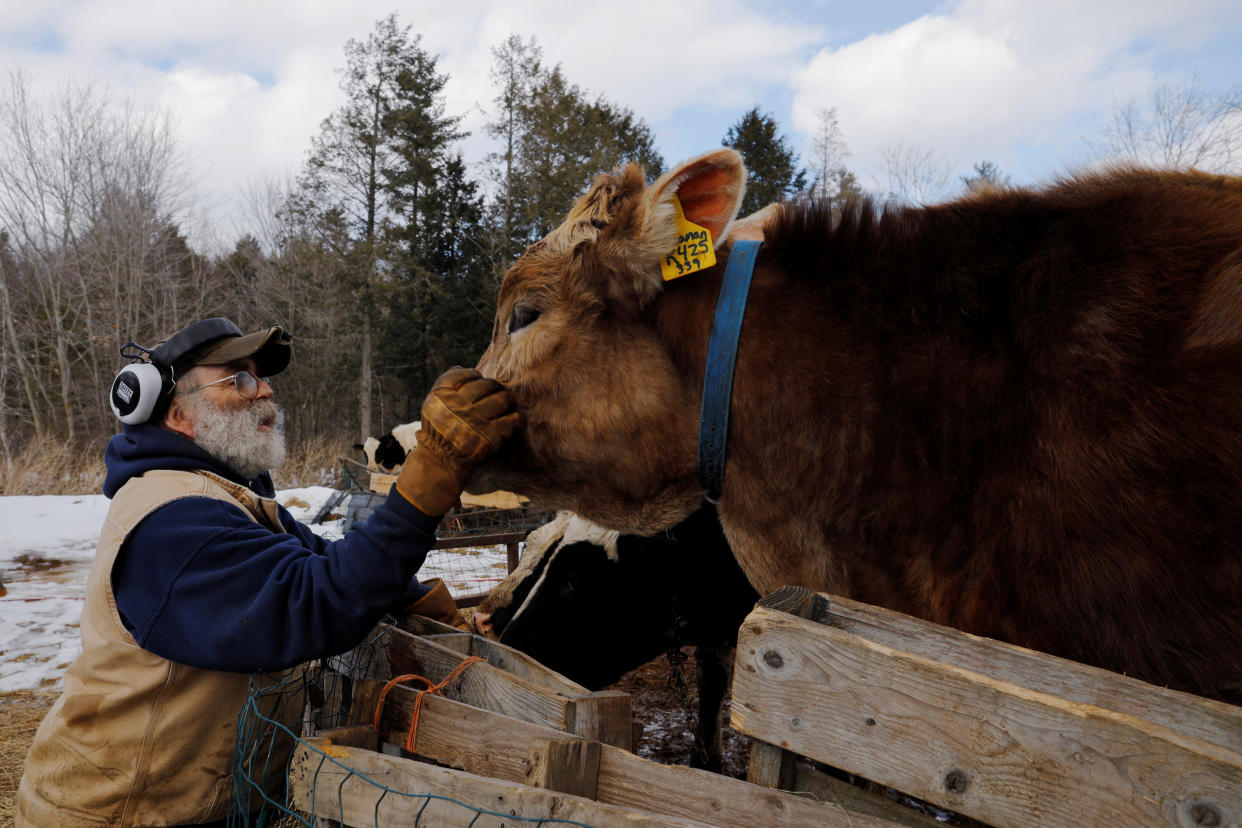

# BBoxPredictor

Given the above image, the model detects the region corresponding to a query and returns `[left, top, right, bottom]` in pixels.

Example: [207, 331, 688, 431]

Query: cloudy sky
[1, 0, 1239, 250]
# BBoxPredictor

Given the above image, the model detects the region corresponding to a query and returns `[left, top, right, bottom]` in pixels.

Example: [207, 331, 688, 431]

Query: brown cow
[470, 148, 1242, 704]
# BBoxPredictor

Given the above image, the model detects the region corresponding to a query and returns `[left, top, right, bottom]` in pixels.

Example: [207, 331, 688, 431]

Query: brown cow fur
[472, 149, 1242, 703]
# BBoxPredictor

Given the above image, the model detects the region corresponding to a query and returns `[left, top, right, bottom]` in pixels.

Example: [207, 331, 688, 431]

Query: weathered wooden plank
[732, 604, 1242, 828]
[528, 738, 601, 799]
[790, 763, 952, 828]
[376, 685, 585, 784]
[433, 531, 528, 549]
[762, 586, 1242, 757]
[380, 622, 632, 749]
[289, 739, 710, 827]
[745, 739, 796, 789]
[317, 724, 379, 752]
[747, 587, 820, 794]
[395, 616, 593, 698]
[344, 678, 384, 727]
[471, 636, 595, 698]
[373, 683, 914, 828]
[566, 690, 633, 753]
[380, 625, 581, 735]
[592, 747, 911, 828]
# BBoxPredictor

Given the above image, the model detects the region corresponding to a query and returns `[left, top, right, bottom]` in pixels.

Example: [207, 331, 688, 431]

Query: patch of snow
[0, 487, 510, 692]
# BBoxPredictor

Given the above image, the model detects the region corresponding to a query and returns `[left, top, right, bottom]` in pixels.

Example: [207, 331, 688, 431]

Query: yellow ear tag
[660, 194, 716, 281]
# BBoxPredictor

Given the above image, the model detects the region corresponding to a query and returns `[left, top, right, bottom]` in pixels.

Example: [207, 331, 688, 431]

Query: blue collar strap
[697, 239, 761, 500]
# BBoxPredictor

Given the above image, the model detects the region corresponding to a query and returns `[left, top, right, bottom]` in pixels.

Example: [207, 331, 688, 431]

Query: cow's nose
[475, 348, 496, 379]
[473, 610, 493, 638]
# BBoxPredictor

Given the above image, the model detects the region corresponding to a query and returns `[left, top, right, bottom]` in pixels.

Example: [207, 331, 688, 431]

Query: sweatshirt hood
[103, 423, 276, 499]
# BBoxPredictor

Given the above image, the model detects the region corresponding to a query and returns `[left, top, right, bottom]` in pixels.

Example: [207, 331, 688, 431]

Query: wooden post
[746, 740, 798, 789]
[527, 738, 601, 799]
[743, 586, 819, 791]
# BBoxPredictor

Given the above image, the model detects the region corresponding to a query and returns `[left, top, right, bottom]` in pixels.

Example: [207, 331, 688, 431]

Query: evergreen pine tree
[486, 36, 664, 251]
[723, 107, 807, 215]
[961, 160, 1012, 193]
[299, 13, 417, 437]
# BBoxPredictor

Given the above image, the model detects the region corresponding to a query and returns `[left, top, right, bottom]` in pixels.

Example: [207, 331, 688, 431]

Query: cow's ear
[647, 149, 746, 249]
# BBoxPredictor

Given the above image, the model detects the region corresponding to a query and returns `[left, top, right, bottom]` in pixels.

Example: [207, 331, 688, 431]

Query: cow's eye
[508, 305, 541, 335]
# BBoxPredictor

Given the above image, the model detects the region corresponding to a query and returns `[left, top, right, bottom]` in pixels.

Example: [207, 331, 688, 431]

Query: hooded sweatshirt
[104, 423, 437, 672]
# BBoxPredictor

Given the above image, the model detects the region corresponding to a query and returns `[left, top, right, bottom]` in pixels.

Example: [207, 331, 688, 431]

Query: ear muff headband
[108, 318, 246, 425]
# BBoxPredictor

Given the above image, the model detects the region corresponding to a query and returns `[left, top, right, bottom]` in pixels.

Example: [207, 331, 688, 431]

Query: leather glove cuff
[395, 444, 465, 518]
[403, 578, 469, 630]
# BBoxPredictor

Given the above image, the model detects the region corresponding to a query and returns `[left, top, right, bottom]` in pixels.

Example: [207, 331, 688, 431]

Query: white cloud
[790, 0, 1241, 195]
[1, 0, 1238, 246]
[0, 0, 822, 249]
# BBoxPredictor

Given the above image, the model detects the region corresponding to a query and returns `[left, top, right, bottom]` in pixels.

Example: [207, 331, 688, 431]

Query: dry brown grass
[270, 433, 352, 491]
[0, 440, 108, 497]
[0, 691, 56, 826]
[0, 434, 352, 497]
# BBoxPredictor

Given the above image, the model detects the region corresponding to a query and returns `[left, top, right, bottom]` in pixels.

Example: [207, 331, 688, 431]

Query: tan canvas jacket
[17, 469, 299, 827]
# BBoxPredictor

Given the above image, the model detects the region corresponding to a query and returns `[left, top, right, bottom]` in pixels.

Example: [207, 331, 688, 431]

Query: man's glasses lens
[180, 370, 268, 398]
[234, 371, 259, 398]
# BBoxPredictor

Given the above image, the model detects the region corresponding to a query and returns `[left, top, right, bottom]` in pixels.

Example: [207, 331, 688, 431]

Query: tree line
[1, 13, 1238, 465]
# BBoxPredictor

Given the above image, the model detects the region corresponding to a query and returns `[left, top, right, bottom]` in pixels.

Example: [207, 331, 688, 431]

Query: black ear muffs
[108, 318, 246, 425]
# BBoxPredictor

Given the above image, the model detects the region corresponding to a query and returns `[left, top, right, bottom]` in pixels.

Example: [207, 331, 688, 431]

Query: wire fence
[319, 458, 551, 601]
[228, 625, 600, 828]
[229, 481, 572, 827]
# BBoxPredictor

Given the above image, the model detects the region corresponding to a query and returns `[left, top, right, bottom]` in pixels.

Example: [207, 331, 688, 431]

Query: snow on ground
[0, 487, 510, 693]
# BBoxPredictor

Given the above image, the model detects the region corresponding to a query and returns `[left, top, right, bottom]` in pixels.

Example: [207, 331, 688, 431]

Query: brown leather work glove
[395, 367, 523, 517]
[403, 578, 470, 630]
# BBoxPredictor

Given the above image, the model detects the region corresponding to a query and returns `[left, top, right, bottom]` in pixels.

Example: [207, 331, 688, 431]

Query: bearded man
[17, 317, 522, 828]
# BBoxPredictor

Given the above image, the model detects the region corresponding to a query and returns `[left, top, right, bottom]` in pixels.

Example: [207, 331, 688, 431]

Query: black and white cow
[473, 504, 758, 771]
[353, 422, 420, 472]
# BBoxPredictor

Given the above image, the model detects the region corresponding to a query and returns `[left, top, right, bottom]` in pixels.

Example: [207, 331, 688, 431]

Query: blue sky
[1, 0, 1239, 250]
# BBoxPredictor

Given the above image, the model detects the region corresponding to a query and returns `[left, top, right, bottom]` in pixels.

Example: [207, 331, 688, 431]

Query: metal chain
[664, 645, 710, 767]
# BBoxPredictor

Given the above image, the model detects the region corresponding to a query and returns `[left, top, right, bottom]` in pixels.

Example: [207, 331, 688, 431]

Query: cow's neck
[696, 240, 761, 500]
[652, 240, 886, 598]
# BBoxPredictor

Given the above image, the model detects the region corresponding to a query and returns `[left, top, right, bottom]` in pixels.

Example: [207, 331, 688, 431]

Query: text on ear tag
[661, 194, 717, 281]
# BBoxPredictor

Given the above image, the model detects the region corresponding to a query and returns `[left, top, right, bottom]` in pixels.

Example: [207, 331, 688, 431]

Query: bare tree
[809, 107, 851, 201]
[1097, 74, 1242, 173]
[0, 71, 202, 445]
[879, 142, 954, 205]
[298, 13, 421, 439]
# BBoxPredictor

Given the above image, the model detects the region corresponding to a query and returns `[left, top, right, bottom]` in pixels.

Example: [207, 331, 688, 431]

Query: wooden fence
[288, 590, 1242, 827]
[736, 586, 1242, 828]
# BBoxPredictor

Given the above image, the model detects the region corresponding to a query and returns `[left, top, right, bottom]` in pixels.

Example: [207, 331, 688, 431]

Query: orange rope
[372, 655, 485, 754]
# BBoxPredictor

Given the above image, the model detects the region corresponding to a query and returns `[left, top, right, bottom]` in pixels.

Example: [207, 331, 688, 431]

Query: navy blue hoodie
[105, 424, 438, 673]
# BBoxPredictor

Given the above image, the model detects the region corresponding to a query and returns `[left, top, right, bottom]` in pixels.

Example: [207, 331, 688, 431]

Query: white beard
[184, 394, 287, 479]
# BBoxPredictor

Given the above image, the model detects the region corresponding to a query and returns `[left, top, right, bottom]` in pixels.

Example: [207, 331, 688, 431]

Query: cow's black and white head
[476, 505, 756, 691]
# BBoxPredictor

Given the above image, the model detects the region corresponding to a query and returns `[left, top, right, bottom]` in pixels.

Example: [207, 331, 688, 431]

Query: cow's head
[472, 149, 749, 533]
[474, 504, 753, 692]
[373, 433, 406, 472]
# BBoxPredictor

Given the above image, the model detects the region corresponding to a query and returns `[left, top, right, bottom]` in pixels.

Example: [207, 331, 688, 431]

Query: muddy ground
[609, 647, 751, 778]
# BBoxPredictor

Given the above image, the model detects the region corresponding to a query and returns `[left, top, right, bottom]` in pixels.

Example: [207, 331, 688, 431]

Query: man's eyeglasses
[177, 371, 269, 400]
